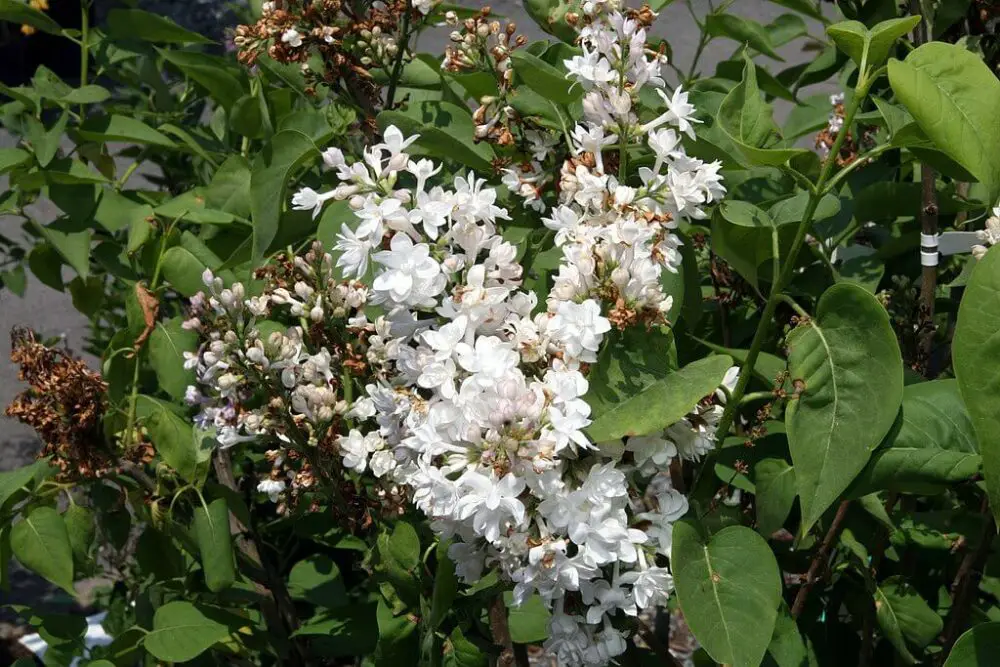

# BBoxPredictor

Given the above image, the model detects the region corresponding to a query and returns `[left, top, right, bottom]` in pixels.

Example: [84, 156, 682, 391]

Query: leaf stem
[939, 497, 995, 661]
[711, 70, 875, 446]
[78, 0, 90, 119]
[384, 0, 412, 111]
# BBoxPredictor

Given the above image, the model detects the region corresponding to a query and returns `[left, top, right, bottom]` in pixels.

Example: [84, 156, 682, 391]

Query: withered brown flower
[5, 328, 113, 480]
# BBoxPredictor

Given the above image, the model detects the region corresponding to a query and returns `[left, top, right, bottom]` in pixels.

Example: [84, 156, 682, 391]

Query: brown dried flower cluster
[233, 0, 420, 120]
[5, 328, 112, 480]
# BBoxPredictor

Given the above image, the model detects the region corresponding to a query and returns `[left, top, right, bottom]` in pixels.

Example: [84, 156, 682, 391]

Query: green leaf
[230, 94, 266, 139]
[765, 603, 818, 667]
[765, 0, 824, 21]
[444, 627, 488, 667]
[829, 17, 919, 70]
[28, 244, 64, 291]
[63, 505, 95, 566]
[139, 395, 205, 482]
[29, 158, 109, 185]
[430, 541, 458, 629]
[317, 200, 354, 255]
[711, 201, 796, 287]
[193, 498, 235, 592]
[706, 13, 784, 60]
[11, 506, 74, 594]
[0, 0, 62, 34]
[143, 601, 231, 662]
[0, 460, 54, 511]
[889, 42, 1000, 202]
[377, 101, 496, 173]
[386, 520, 421, 571]
[825, 20, 867, 66]
[158, 49, 245, 112]
[206, 156, 252, 218]
[838, 251, 885, 294]
[755, 458, 796, 536]
[510, 49, 581, 105]
[160, 246, 210, 297]
[289, 554, 347, 608]
[0, 148, 30, 175]
[849, 380, 980, 497]
[155, 188, 235, 225]
[954, 247, 1000, 526]
[523, 0, 579, 43]
[60, 85, 111, 105]
[373, 597, 419, 664]
[785, 283, 904, 534]
[26, 111, 68, 168]
[93, 190, 155, 233]
[867, 16, 922, 66]
[149, 318, 199, 401]
[250, 130, 319, 260]
[586, 355, 732, 442]
[766, 14, 809, 48]
[0, 526, 9, 592]
[672, 522, 783, 667]
[107, 9, 212, 44]
[944, 622, 1000, 666]
[78, 114, 176, 148]
[717, 53, 807, 166]
[505, 592, 551, 643]
[36, 223, 91, 279]
[875, 576, 943, 664]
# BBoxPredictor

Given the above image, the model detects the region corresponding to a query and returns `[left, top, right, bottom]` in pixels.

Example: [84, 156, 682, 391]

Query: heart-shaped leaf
[673, 522, 782, 667]
[786, 283, 904, 534]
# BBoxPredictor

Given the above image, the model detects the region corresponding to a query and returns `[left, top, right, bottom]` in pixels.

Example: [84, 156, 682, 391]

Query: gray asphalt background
[0, 0, 835, 611]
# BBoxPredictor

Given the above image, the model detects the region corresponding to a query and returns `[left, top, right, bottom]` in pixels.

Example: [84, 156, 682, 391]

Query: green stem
[777, 293, 811, 319]
[384, 0, 412, 111]
[686, 28, 710, 85]
[822, 143, 893, 195]
[740, 391, 775, 405]
[122, 217, 178, 449]
[711, 71, 875, 446]
[79, 1, 90, 119]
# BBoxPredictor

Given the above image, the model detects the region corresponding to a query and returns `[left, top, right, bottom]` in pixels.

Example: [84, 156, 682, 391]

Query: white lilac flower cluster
[276, 3, 735, 666]
[544, 1, 726, 331]
[972, 205, 1000, 260]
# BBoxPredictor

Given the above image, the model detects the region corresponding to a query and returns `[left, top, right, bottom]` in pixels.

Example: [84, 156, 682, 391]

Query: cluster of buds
[443, 8, 536, 147]
[182, 242, 382, 515]
[233, 0, 435, 111]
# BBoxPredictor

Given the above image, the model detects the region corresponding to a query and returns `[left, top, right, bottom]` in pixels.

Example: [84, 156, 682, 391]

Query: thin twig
[791, 500, 851, 618]
[488, 596, 529, 667]
[117, 460, 156, 494]
[910, 0, 940, 376]
[939, 498, 995, 662]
